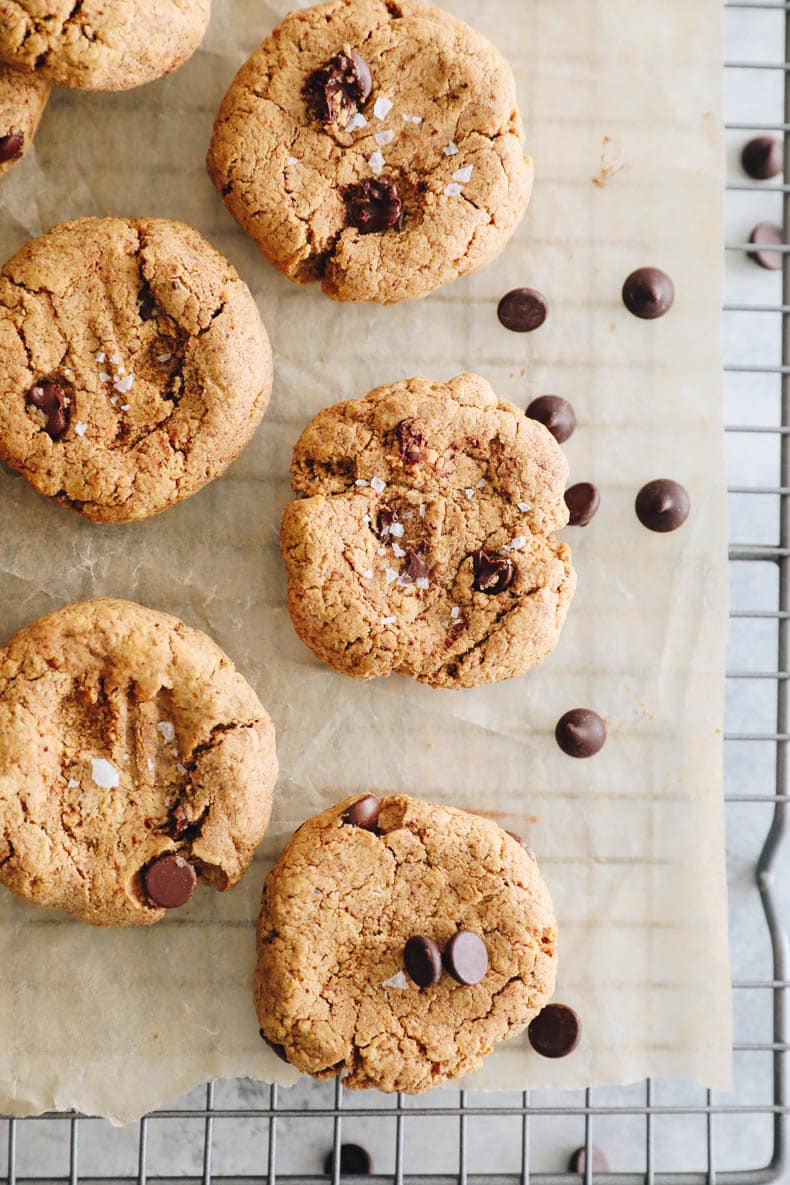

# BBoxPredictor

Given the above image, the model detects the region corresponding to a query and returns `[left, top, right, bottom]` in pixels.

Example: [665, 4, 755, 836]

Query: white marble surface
[1, 2, 789, 1180]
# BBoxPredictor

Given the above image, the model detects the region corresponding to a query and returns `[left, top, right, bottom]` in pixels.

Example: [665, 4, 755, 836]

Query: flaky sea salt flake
[91, 758, 119, 789]
[382, 970, 409, 989]
[476, 478, 486, 488]
[157, 721, 176, 744]
[389, 522, 404, 537]
[402, 114, 422, 125]
[74, 421, 88, 436]
[381, 615, 397, 626]
[110, 353, 121, 365]
[510, 535, 527, 551]
[96, 352, 106, 363]
[415, 577, 429, 590]
[392, 543, 406, 558]
[419, 503, 425, 517]
[373, 96, 393, 120]
[368, 149, 385, 176]
[518, 501, 531, 513]
[375, 129, 394, 146]
[345, 113, 367, 132]
[67, 778, 79, 788]
[370, 475, 386, 493]
[385, 568, 398, 584]
[444, 182, 463, 197]
[99, 372, 111, 383]
[363, 568, 374, 579]
[465, 488, 475, 499]
[176, 762, 187, 775]
[114, 372, 134, 394]
[443, 141, 459, 156]
[157, 352, 172, 362]
[450, 606, 460, 619]
[453, 164, 474, 183]
[355, 478, 370, 487]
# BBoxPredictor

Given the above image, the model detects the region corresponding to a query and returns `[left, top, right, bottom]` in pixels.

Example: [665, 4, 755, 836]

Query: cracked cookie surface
[0, 63, 50, 178]
[0, 598, 278, 926]
[255, 793, 557, 1092]
[206, 0, 532, 303]
[0, 216, 272, 522]
[0, 0, 211, 91]
[280, 373, 576, 688]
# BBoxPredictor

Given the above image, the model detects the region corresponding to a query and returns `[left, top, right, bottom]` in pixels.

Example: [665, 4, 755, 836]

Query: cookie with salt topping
[0, 598, 278, 926]
[206, 0, 533, 303]
[0, 216, 272, 522]
[280, 372, 576, 688]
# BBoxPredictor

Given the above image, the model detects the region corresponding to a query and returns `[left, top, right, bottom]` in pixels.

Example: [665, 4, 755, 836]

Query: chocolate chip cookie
[0, 63, 50, 178]
[280, 373, 576, 688]
[255, 793, 557, 1092]
[206, 0, 532, 303]
[0, 598, 278, 926]
[0, 216, 272, 522]
[0, 0, 210, 91]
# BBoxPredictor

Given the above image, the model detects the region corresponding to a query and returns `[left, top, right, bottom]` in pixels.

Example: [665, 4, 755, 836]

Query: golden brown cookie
[255, 793, 557, 1093]
[207, 0, 532, 303]
[0, 63, 50, 178]
[280, 373, 576, 688]
[0, 0, 211, 91]
[0, 599, 278, 927]
[0, 216, 272, 522]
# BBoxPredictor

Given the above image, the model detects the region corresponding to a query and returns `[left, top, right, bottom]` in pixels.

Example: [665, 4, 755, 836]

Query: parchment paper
[0, 0, 730, 1122]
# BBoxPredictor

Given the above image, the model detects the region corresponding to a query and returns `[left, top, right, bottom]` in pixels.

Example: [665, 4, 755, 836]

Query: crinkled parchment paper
[0, 0, 730, 1122]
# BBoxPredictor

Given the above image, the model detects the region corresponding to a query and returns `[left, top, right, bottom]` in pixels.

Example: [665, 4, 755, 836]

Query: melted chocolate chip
[341, 794, 380, 830]
[25, 379, 69, 439]
[346, 177, 402, 234]
[403, 542, 431, 581]
[260, 1030, 290, 1063]
[143, 852, 197, 909]
[376, 505, 396, 537]
[622, 267, 675, 319]
[0, 131, 24, 164]
[748, 222, 783, 271]
[526, 395, 576, 444]
[404, 935, 443, 987]
[138, 282, 157, 322]
[635, 479, 690, 532]
[393, 417, 428, 464]
[472, 549, 515, 594]
[497, 287, 548, 332]
[306, 50, 372, 124]
[564, 482, 600, 526]
[167, 808, 190, 839]
[443, 930, 488, 985]
[528, 1003, 581, 1059]
[555, 709, 607, 758]
[569, 1147, 609, 1173]
[323, 1144, 373, 1176]
[742, 135, 783, 181]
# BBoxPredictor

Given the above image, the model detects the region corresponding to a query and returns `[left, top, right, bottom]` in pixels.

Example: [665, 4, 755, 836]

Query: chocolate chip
[497, 287, 548, 333]
[260, 1030, 290, 1063]
[472, 549, 515, 595]
[622, 267, 675, 319]
[143, 852, 197, 909]
[138, 282, 157, 322]
[323, 1144, 373, 1176]
[568, 1146, 609, 1173]
[341, 794, 380, 831]
[0, 131, 24, 164]
[564, 482, 600, 526]
[307, 50, 372, 124]
[528, 1003, 581, 1058]
[748, 222, 783, 271]
[443, 930, 488, 985]
[25, 379, 70, 439]
[555, 709, 607, 758]
[393, 417, 428, 464]
[635, 478, 690, 533]
[526, 395, 576, 444]
[403, 543, 431, 582]
[742, 135, 783, 181]
[346, 177, 402, 234]
[376, 505, 396, 537]
[404, 935, 443, 987]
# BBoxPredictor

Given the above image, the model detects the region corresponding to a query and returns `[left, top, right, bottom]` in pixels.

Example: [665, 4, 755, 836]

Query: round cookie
[0, 63, 50, 178]
[255, 793, 558, 1093]
[0, 216, 272, 522]
[0, 0, 211, 91]
[207, 0, 533, 303]
[280, 373, 576, 688]
[0, 598, 278, 926]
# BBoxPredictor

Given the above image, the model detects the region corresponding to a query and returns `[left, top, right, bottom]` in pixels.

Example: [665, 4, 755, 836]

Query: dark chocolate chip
[635, 478, 690, 533]
[748, 222, 783, 271]
[497, 287, 548, 333]
[526, 395, 576, 444]
[307, 50, 372, 124]
[341, 794, 380, 831]
[393, 417, 428, 464]
[25, 379, 69, 439]
[346, 177, 402, 234]
[143, 852, 197, 908]
[443, 930, 488, 985]
[528, 1003, 581, 1059]
[564, 482, 600, 526]
[260, 1030, 290, 1063]
[404, 935, 443, 987]
[403, 542, 431, 582]
[0, 131, 24, 164]
[472, 549, 515, 595]
[167, 809, 190, 839]
[138, 282, 157, 322]
[568, 1146, 609, 1173]
[622, 267, 675, 319]
[376, 505, 396, 537]
[742, 135, 783, 181]
[322, 1144, 373, 1176]
[555, 709, 607, 758]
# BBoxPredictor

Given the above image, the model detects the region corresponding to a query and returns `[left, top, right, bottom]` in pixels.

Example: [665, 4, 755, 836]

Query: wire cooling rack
[2, 1, 790, 1182]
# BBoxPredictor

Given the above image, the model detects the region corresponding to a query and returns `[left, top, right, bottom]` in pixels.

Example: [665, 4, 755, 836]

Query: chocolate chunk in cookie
[472, 549, 515, 595]
[342, 794, 381, 830]
[443, 930, 488, 985]
[25, 379, 70, 439]
[307, 50, 372, 124]
[143, 852, 197, 909]
[404, 935, 443, 987]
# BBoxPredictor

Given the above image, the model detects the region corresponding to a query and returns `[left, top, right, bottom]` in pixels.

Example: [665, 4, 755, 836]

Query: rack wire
[2, 1, 790, 1182]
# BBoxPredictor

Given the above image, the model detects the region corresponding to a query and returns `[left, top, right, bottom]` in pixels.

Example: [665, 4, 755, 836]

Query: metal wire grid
[2, 1, 790, 1182]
